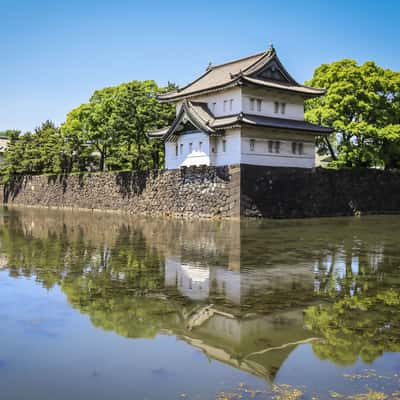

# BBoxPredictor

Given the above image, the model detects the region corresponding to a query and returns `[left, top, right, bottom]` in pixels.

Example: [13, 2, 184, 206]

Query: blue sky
[1, 0, 399, 132]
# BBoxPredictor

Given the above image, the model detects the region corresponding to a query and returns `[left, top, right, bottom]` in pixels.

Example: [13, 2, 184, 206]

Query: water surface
[0, 207, 399, 399]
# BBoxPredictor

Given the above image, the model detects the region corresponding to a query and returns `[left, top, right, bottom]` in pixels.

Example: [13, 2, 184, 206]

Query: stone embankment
[0, 166, 240, 218]
[1, 165, 399, 219]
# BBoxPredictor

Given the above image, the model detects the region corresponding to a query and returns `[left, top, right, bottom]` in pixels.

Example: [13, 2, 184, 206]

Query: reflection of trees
[0, 208, 400, 372]
[0, 209, 195, 340]
[305, 290, 400, 365]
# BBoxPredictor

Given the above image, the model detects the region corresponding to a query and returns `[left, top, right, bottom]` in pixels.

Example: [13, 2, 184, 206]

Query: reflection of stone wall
[241, 165, 400, 218]
[1, 166, 238, 218]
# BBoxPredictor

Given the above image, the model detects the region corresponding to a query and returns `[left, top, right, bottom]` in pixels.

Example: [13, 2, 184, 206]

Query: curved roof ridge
[158, 68, 214, 98]
[239, 48, 276, 75]
[186, 100, 216, 126]
[158, 50, 267, 100]
[209, 50, 266, 69]
[241, 50, 299, 86]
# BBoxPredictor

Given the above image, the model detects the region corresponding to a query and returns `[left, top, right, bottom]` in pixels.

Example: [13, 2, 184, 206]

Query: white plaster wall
[176, 87, 304, 120]
[165, 129, 242, 169]
[192, 88, 242, 117]
[165, 131, 210, 169]
[210, 128, 241, 166]
[241, 134, 315, 168]
[242, 87, 304, 120]
[165, 127, 316, 169]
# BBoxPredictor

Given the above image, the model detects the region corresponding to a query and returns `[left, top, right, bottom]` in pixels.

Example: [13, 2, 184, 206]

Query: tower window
[180, 143, 183, 155]
[281, 102, 286, 114]
[274, 141, 280, 154]
[211, 102, 217, 113]
[292, 142, 304, 155]
[229, 99, 234, 111]
[274, 101, 279, 113]
[199, 141, 203, 152]
[223, 100, 228, 112]
[268, 140, 273, 153]
[189, 142, 193, 153]
[250, 139, 255, 151]
[222, 139, 227, 152]
[175, 144, 178, 157]
[256, 99, 262, 112]
[249, 98, 255, 111]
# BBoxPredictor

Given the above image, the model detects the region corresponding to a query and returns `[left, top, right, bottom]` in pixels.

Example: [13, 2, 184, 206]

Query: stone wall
[0, 166, 238, 219]
[241, 165, 400, 218]
[1, 165, 400, 219]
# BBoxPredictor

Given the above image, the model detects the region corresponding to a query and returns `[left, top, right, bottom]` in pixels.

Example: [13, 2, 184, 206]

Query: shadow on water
[0, 207, 399, 395]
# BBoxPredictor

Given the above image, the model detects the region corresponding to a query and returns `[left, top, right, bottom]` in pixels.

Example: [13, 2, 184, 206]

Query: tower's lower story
[165, 126, 318, 170]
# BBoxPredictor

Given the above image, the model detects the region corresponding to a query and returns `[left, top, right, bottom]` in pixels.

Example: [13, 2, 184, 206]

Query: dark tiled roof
[158, 47, 325, 102]
[147, 100, 333, 140]
[239, 114, 333, 133]
[241, 76, 325, 96]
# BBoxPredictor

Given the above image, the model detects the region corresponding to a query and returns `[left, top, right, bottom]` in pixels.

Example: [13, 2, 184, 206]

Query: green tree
[1, 121, 65, 179]
[29, 120, 65, 174]
[305, 60, 400, 168]
[61, 80, 175, 172]
[0, 129, 21, 138]
[60, 104, 96, 172]
[111, 80, 176, 170]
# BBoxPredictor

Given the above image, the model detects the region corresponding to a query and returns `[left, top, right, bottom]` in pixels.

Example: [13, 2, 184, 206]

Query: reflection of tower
[212, 267, 241, 304]
[165, 257, 244, 303]
[182, 308, 313, 384]
[165, 256, 210, 300]
[164, 255, 314, 306]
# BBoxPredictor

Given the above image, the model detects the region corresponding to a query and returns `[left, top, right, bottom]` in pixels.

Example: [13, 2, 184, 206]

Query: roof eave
[157, 80, 241, 103]
[162, 101, 216, 142]
[241, 120, 333, 135]
[241, 77, 325, 98]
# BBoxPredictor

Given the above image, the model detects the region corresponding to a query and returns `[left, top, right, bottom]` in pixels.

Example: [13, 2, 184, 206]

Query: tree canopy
[1, 80, 175, 178]
[1, 121, 65, 179]
[61, 80, 175, 172]
[305, 60, 400, 169]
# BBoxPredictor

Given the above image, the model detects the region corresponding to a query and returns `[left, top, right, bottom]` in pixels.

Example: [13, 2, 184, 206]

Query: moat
[0, 207, 399, 399]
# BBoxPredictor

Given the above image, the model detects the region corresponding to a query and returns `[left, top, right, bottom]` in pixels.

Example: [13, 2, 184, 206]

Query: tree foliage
[1, 121, 65, 179]
[61, 80, 175, 172]
[305, 59, 400, 168]
[1, 80, 175, 178]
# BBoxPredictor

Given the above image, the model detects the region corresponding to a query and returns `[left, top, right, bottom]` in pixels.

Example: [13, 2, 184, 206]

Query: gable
[175, 119, 199, 134]
[251, 59, 294, 84]
[163, 101, 217, 142]
[165, 118, 199, 142]
[254, 60, 288, 82]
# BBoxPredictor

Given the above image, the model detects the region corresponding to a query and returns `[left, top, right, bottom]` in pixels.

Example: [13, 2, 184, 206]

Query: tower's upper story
[158, 45, 326, 123]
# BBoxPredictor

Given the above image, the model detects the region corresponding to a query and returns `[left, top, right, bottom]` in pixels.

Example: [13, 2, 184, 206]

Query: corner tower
[149, 45, 332, 169]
